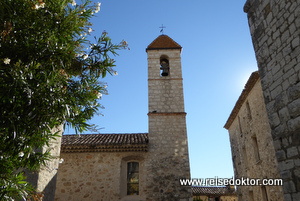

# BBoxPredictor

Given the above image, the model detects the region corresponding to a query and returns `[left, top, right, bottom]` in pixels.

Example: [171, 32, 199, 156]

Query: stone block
[271, 85, 283, 99]
[283, 180, 296, 193]
[281, 170, 292, 180]
[279, 160, 294, 171]
[289, 73, 299, 85]
[278, 107, 291, 123]
[292, 193, 300, 201]
[295, 159, 300, 167]
[287, 82, 300, 101]
[281, 29, 291, 43]
[282, 137, 290, 148]
[269, 112, 281, 127]
[287, 116, 300, 132]
[284, 194, 292, 201]
[282, 79, 290, 91]
[283, 68, 295, 81]
[291, 46, 300, 61]
[273, 92, 289, 111]
[287, 99, 300, 118]
[287, 147, 299, 158]
[272, 64, 282, 76]
[273, 124, 287, 138]
[273, 139, 282, 150]
[291, 37, 299, 49]
[276, 150, 287, 161]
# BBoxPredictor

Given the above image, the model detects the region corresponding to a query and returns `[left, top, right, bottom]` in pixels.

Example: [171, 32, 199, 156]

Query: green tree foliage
[0, 0, 127, 199]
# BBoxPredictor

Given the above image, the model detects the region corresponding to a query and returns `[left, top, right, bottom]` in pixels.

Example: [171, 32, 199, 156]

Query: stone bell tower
[145, 34, 192, 201]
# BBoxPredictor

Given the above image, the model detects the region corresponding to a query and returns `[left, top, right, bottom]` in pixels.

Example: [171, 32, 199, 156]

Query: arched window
[160, 57, 169, 76]
[127, 162, 139, 195]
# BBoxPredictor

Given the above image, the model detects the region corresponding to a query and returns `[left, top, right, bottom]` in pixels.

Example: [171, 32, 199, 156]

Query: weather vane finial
[159, 24, 166, 35]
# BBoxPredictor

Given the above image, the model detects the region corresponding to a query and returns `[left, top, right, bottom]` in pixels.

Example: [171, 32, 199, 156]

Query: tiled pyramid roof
[192, 186, 236, 196]
[146, 34, 182, 51]
[61, 133, 148, 153]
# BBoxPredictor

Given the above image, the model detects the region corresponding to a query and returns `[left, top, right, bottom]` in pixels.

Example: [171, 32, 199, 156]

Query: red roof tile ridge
[192, 186, 236, 196]
[146, 34, 182, 51]
[62, 133, 149, 146]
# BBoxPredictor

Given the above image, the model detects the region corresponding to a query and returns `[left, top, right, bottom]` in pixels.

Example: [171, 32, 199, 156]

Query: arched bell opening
[160, 57, 169, 77]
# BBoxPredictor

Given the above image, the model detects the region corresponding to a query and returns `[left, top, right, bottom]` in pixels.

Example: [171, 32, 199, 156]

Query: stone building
[224, 71, 284, 201]
[54, 34, 192, 201]
[243, 1, 300, 200]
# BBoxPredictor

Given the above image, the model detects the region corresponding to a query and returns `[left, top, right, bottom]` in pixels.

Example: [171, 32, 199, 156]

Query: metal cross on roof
[159, 24, 166, 35]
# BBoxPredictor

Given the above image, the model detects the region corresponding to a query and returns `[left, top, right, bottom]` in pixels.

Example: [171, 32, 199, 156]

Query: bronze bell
[160, 61, 169, 76]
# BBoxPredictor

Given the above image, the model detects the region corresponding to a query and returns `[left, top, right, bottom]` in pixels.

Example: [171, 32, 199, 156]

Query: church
[54, 34, 193, 201]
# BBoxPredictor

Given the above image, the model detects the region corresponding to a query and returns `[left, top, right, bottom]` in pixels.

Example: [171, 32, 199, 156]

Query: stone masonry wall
[55, 151, 148, 201]
[146, 114, 191, 201]
[244, 0, 300, 200]
[227, 78, 284, 201]
[147, 49, 185, 113]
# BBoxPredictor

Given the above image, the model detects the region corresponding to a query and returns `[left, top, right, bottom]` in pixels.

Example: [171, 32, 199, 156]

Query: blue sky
[65, 0, 258, 179]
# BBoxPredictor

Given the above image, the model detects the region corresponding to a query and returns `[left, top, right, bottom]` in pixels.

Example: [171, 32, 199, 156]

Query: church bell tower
[145, 34, 192, 200]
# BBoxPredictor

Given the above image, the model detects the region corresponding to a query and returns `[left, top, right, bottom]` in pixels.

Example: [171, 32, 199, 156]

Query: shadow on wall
[26, 171, 58, 201]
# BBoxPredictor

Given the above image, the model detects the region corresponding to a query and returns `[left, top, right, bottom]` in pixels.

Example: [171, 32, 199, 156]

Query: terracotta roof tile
[224, 71, 260, 129]
[192, 186, 236, 196]
[146, 34, 182, 51]
[61, 133, 148, 153]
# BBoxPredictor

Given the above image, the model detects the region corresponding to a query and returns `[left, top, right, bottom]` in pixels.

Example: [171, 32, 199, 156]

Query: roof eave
[146, 47, 182, 52]
[224, 71, 260, 129]
[61, 144, 149, 153]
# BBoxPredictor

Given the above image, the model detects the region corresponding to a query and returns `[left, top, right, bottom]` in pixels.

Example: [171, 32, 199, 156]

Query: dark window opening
[246, 101, 252, 120]
[160, 58, 169, 76]
[127, 162, 139, 195]
[261, 186, 269, 201]
[238, 116, 243, 134]
[242, 146, 248, 169]
[249, 190, 254, 201]
[252, 135, 261, 162]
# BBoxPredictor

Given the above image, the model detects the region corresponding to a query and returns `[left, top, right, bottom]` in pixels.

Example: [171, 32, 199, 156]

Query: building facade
[54, 35, 192, 201]
[244, 1, 300, 200]
[225, 71, 284, 201]
[55, 133, 149, 201]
